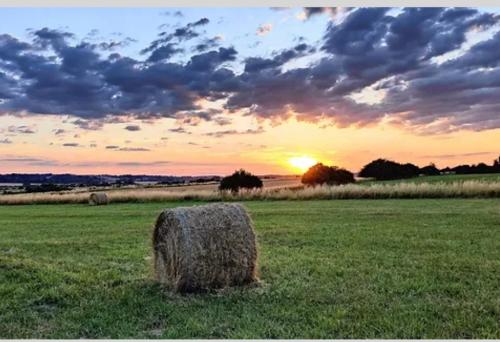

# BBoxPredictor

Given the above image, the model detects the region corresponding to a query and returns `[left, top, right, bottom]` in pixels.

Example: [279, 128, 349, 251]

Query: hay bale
[88, 192, 109, 205]
[153, 203, 258, 292]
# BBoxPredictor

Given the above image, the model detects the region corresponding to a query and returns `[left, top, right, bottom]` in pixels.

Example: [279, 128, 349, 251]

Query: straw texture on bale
[88, 192, 109, 205]
[153, 203, 259, 292]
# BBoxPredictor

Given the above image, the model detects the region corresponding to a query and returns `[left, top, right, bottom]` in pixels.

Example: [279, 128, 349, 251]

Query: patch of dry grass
[1, 180, 499, 205]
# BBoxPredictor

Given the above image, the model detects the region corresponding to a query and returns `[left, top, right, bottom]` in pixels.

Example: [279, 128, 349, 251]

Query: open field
[1, 179, 499, 204]
[1, 199, 499, 338]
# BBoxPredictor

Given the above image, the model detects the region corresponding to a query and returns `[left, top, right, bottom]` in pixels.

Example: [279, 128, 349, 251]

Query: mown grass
[0, 199, 499, 338]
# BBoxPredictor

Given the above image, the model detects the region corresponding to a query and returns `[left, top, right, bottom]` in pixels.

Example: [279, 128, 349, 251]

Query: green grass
[0, 200, 499, 338]
[360, 173, 500, 185]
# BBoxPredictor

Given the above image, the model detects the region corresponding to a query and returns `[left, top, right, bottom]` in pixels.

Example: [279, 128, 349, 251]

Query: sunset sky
[0, 7, 499, 176]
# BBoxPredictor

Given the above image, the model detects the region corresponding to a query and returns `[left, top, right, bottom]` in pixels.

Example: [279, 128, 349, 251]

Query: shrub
[301, 163, 355, 186]
[219, 169, 263, 192]
[359, 159, 420, 180]
[420, 163, 440, 176]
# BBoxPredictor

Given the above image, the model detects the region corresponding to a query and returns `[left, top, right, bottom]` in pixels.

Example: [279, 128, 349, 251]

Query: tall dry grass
[0, 180, 499, 205]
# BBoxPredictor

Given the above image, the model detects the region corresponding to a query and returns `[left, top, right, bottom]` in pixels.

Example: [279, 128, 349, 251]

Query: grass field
[1, 199, 499, 338]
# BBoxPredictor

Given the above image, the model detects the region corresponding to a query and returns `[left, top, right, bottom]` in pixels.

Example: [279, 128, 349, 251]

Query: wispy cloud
[204, 127, 265, 138]
[168, 127, 191, 134]
[420, 152, 494, 159]
[8, 125, 37, 134]
[118, 147, 150, 152]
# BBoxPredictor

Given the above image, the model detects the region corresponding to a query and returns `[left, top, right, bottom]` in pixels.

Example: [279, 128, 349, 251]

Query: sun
[288, 156, 317, 173]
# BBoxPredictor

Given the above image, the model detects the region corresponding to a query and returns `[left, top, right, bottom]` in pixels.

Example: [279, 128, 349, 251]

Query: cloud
[118, 147, 150, 151]
[7, 125, 36, 134]
[420, 152, 494, 159]
[0, 138, 12, 144]
[95, 37, 137, 51]
[256, 23, 273, 36]
[226, 8, 500, 132]
[62, 142, 79, 147]
[243, 43, 313, 73]
[168, 127, 191, 134]
[104, 144, 149, 151]
[0, 155, 59, 166]
[71, 119, 104, 130]
[204, 127, 265, 138]
[299, 7, 352, 20]
[0, 154, 170, 168]
[141, 17, 210, 60]
[124, 125, 141, 131]
[117, 160, 169, 166]
[146, 43, 183, 62]
[53, 128, 66, 135]
[1, 9, 500, 134]
[161, 10, 183, 18]
[195, 35, 223, 52]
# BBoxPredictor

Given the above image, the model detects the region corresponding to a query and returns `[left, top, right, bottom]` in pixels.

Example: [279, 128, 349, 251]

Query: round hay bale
[88, 192, 109, 205]
[153, 203, 259, 293]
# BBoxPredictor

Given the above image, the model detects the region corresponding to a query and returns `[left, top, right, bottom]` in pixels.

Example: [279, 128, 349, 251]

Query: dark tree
[420, 163, 440, 176]
[219, 169, 263, 192]
[301, 163, 355, 186]
[493, 156, 500, 172]
[359, 158, 420, 180]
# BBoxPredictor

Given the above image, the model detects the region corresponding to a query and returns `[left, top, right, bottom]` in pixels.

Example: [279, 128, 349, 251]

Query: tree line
[359, 156, 500, 180]
[219, 155, 500, 191]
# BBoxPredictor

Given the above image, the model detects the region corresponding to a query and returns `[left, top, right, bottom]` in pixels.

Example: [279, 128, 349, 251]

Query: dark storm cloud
[226, 7, 500, 132]
[1, 9, 500, 134]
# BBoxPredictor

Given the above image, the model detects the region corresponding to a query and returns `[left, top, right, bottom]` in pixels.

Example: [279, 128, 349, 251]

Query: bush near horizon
[419, 163, 441, 176]
[359, 159, 420, 180]
[219, 169, 263, 193]
[301, 163, 355, 186]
